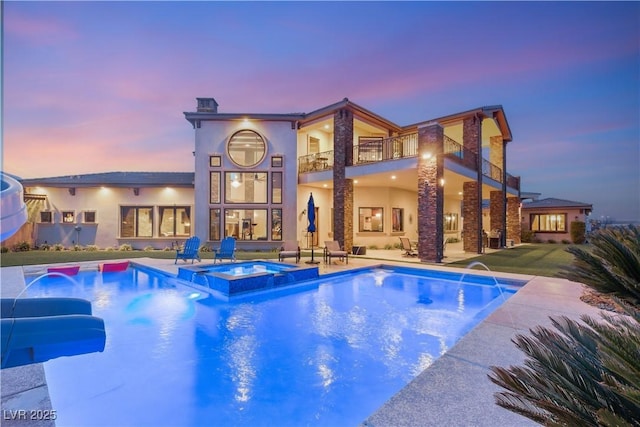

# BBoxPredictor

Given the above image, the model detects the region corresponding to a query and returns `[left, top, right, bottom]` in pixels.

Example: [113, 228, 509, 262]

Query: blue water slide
[1, 298, 106, 369]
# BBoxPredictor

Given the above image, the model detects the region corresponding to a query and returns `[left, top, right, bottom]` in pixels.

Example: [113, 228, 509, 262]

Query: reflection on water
[25, 266, 513, 427]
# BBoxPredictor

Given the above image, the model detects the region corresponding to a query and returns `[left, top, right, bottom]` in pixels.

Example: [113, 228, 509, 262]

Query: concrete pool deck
[1, 249, 604, 426]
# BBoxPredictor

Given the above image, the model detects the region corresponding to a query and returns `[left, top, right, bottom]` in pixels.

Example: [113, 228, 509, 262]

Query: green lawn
[445, 243, 578, 277]
[1, 243, 580, 277]
[0, 249, 279, 267]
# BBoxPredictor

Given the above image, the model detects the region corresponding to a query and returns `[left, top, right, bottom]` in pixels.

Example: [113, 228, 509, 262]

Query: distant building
[521, 197, 593, 242]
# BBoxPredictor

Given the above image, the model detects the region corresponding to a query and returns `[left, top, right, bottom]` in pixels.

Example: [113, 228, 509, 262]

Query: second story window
[227, 129, 266, 167]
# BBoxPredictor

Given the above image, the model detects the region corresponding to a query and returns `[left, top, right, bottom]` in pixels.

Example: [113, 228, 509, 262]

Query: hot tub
[177, 261, 319, 296]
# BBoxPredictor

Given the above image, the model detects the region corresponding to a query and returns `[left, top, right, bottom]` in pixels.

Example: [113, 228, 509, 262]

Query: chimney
[196, 97, 218, 113]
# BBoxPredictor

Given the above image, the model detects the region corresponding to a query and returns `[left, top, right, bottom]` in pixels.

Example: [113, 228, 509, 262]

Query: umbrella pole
[306, 232, 319, 264]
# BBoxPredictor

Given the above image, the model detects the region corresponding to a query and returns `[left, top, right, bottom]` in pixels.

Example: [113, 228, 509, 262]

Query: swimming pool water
[25, 266, 516, 427]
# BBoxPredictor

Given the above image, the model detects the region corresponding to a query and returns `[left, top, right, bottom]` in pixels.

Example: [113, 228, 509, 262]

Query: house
[8, 97, 522, 262]
[16, 172, 194, 249]
[521, 197, 593, 242]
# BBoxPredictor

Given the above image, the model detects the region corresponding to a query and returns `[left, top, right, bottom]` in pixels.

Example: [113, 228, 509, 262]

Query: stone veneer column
[332, 108, 354, 252]
[490, 191, 505, 236]
[507, 197, 521, 244]
[463, 114, 483, 253]
[417, 122, 444, 263]
[490, 135, 503, 170]
[463, 181, 481, 253]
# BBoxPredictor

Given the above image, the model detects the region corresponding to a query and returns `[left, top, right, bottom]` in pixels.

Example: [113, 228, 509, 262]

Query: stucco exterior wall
[193, 119, 298, 249]
[521, 206, 590, 242]
[24, 186, 194, 249]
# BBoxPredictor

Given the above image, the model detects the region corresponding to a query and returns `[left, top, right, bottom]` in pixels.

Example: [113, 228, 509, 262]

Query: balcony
[298, 133, 519, 191]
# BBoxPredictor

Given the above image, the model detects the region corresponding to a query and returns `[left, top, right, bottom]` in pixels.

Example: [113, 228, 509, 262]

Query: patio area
[1, 246, 601, 426]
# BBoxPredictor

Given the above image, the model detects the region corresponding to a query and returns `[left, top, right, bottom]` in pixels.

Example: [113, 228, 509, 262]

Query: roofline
[20, 172, 195, 188]
[300, 98, 403, 132]
[404, 105, 513, 142]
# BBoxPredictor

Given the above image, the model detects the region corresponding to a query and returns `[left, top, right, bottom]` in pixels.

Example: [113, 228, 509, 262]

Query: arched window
[227, 129, 266, 167]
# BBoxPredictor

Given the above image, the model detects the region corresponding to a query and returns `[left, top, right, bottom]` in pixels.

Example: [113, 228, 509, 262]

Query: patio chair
[399, 237, 417, 257]
[213, 237, 237, 263]
[175, 236, 201, 264]
[324, 241, 348, 264]
[278, 240, 300, 263]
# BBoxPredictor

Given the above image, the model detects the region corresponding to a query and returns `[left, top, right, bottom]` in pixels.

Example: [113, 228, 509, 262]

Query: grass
[1, 243, 580, 277]
[0, 249, 279, 267]
[445, 243, 578, 277]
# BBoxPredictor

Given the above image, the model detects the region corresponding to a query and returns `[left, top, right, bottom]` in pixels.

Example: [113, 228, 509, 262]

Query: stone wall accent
[463, 181, 481, 253]
[507, 197, 521, 244]
[463, 116, 481, 154]
[332, 108, 354, 251]
[490, 135, 503, 171]
[490, 191, 505, 235]
[417, 122, 444, 263]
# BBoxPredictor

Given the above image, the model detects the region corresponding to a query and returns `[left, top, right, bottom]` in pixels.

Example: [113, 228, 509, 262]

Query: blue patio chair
[175, 236, 201, 264]
[214, 237, 237, 263]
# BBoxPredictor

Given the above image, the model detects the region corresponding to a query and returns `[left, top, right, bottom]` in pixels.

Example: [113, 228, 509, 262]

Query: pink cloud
[4, 10, 77, 45]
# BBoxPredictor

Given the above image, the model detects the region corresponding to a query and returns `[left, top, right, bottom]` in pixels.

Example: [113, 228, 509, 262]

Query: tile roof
[19, 172, 194, 187]
[522, 197, 592, 209]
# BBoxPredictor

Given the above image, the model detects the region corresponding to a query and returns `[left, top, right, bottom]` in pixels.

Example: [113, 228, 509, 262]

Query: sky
[2, 1, 639, 222]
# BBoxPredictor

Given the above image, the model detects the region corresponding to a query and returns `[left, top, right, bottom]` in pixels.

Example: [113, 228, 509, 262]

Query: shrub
[383, 244, 394, 250]
[119, 243, 133, 251]
[143, 245, 155, 252]
[570, 221, 586, 244]
[12, 241, 31, 252]
[446, 237, 460, 244]
[39, 243, 51, 251]
[521, 230, 535, 243]
[561, 239, 571, 244]
[85, 245, 99, 251]
[105, 246, 115, 252]
[1, 246, 8, 253]
[547, 239, 556, 244]
[199, 245, 212, 253]
[367, 244, 379, 250]
[163, 246, 172, 251]
[488, 225, 640, 425]
[73, 244, 82, 251]
[53, 243, 65, 251]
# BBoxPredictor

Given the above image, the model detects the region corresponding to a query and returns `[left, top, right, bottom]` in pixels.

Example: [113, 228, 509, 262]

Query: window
[224, 209, 267, 240]
[40, 211, 52, 223]
[359, 207, 383, 232]
[227, 129, 266, 167]
[210, 172, 221, 204]
[392, 208, 404, 232]
[271, 209, 282, 240]
[309, 136, 319, 154]
[120, 206, 153, 237]
[225, 172, 268, 203]
[62, 211, 75, 224]
[209, 208, 221, 241]
[159, 206, 191, 237]
[271, 156, 283, 167]
[209, 155, 221, 167]
[271, 172, 282, 203]
[83, 211, 97, 224]
[530, 214, 566, 232]
[444, 212, 459, 232]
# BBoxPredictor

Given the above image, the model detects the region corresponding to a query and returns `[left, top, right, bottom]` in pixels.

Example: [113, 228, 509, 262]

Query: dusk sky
[2, 1, 639, 222]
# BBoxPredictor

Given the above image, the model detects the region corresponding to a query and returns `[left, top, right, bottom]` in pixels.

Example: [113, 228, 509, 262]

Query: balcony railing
[297, 133, 519, 191]
[353, 133, 418, 164]
[298, 150, 334, 173]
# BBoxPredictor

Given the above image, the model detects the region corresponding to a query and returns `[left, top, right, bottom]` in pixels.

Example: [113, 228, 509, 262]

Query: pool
[177, 261, 319, 296]
[24, 265, 524, 426]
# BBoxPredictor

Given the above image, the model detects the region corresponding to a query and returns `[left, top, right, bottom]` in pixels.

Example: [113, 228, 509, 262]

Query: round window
[227, 129, 266, 167]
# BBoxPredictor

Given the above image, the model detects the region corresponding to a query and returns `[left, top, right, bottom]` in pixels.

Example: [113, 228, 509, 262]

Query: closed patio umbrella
[306, 193, 319, 264]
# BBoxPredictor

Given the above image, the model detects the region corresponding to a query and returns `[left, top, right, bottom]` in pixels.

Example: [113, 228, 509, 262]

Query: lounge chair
[400, 237, 417, 257]
[213, 237, 236, 263]
[278, 240, 300, 263]
[324, 241, 348, 264]
[175, 236, 201, 264]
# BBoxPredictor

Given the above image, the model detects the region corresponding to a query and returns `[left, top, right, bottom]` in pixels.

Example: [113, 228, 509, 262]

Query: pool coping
[1, 258, 603, 427]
